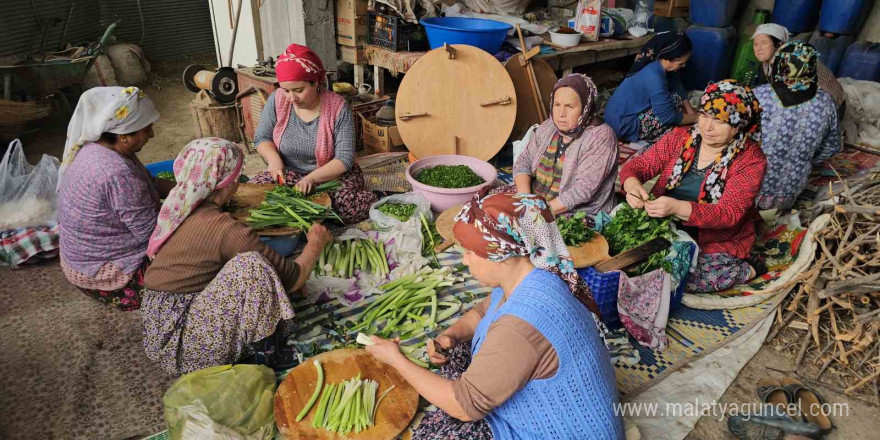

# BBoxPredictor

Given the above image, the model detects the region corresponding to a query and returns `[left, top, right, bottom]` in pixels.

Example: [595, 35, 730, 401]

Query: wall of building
[0, 0, 102, 58]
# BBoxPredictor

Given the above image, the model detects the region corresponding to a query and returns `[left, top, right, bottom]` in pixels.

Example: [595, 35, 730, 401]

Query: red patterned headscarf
[275, 44, 325, 83]
[453, 190, 599, 315]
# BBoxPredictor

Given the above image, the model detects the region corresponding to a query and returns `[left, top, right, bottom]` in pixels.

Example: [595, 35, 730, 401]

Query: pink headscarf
[146, 138, 243, 258]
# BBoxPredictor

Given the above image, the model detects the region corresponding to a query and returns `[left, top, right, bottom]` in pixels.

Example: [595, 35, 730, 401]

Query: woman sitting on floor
[512, 74, 618, 215]
[620, 80, 767, 293]
[248, 43, 376, 223]
[142, 138, 331, 374]
[366, 192, 623, 440]
[604, 31, 698, 143]
[751, 23, 846, 118]
[57, 86, 173, 311]
[755, 41, 842, 211]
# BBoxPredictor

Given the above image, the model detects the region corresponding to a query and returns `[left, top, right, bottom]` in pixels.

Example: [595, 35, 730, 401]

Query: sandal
[780, 378, 834, 433]
[757, 379, 793, 408]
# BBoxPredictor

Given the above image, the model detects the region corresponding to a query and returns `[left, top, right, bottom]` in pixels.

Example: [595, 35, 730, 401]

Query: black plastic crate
[367, 11, 429, 52]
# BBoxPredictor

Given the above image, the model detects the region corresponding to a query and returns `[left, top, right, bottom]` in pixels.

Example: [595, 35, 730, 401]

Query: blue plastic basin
[420, 17, 512, 54]
[145, 159, 174, 177]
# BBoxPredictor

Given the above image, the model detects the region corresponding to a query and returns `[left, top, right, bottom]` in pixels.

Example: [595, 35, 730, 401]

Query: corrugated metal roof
[100, 0, 215, 60]
[0, 0, 102, 58]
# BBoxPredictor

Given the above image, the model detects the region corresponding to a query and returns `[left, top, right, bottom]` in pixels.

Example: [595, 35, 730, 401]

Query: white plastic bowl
[549, 31, 582, 48]
[405, 155, 497, 213]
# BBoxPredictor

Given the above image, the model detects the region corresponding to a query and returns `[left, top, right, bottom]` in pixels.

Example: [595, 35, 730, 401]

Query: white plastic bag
[575, 0, 602, 42]
[369, 193, 433, 230]
[0, 139, 60, 230]
[513, 124, 539, 165]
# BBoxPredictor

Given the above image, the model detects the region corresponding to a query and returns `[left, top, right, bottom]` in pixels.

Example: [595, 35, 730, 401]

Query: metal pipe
[227, 0, 245, 68]
[57, 2, 75, 50]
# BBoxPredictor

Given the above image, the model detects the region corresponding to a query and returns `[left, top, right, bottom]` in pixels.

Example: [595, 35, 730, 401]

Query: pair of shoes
[779, 378, 833, 433]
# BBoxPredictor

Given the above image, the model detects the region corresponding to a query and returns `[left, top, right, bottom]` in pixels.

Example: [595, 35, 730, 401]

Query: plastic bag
[575, 0, 602, 42]
[512, 124, 539, 165]
[369, 193, 433, 230]
[0, 139, 60, 230]
[163, 364, 276, 440]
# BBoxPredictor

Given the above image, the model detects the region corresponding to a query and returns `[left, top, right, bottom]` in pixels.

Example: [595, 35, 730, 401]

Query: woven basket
[0, 97, 54, 125]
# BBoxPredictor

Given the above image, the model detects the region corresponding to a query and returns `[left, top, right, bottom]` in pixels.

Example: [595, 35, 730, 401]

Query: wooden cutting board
[503, 54, 557, 141]
[228, 183, 331, 236]
[274, 348, 419, 440]
[567, 234, 610, 269]
[433, 204, 462, 253]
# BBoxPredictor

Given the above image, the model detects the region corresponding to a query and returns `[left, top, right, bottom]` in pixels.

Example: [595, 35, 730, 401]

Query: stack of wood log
[769, 166, 880, 403]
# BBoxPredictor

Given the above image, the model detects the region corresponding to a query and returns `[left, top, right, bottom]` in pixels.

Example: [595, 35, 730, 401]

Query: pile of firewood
[770, 166, 880, 403]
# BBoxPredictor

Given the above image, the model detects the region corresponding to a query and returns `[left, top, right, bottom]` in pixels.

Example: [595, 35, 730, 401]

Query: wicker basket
[0, 97, 54, 125]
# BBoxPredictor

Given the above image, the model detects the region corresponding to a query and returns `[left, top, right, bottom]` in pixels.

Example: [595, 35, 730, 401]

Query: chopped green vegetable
[296, 360, 324, 422]
[246, 185, 341, 230]
[377, 202, 417, 221]
[602, 204, 675, 275]
[155, 171, 175, 182]
[557, 212, 596, 246]
[415, 165, 485, 189]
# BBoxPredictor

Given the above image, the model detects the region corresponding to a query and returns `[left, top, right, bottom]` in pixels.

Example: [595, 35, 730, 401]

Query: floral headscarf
[58, 86, 159, 191]
[453, 190, 599, 315]
[550, 74, 599, 140]
[627, 31, 692, 78]
[665, 80, 762, 203]
[146, 138, 243, 258]
[769, 40, 819, 108]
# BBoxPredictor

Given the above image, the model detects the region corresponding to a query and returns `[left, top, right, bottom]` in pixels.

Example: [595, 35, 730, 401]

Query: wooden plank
[594, 237, 671, 273]
[274, 348, 419, 440]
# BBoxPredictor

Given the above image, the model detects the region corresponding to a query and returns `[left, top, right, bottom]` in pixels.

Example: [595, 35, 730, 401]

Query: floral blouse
[754, 86, 842, 210]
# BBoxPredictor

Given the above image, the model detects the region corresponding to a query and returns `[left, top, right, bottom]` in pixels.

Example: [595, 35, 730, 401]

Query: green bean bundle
[350, 267, 463, 340]
[246, 185, 341, 230]
[315, 238, 390, 278]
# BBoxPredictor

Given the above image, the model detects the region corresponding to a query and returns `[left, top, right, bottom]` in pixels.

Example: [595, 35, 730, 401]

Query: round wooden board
[396, 45, 516, 161]
[435, 204, 460, 243]
[274, 348, 419, 440]
[504, 54, 557, 141]
[228, 183, 332, 236]
[567, 234, 611, 269]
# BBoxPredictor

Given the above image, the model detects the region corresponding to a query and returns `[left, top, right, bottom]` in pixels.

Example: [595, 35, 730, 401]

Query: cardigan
[619, 127, 767, 259]
[604, 61, 688, 142]
[513, 119, 618, 214]
[471, 269, 624, 440]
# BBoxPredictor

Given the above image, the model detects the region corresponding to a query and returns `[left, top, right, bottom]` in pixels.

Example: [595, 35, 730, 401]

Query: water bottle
[633, 0, 655, 29]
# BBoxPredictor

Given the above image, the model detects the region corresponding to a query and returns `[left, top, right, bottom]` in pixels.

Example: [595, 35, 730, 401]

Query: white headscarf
[58, 86, 159, 190]
[752, 23, 790, 43]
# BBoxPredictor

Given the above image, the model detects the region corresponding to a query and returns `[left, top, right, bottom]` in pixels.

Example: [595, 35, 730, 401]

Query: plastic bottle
[772, 0, 821, 34]
[730, 9, 770, 86]
[838, 43, 880, 82]
[818, 0, 872, 35]
[682, 25, 738, 91]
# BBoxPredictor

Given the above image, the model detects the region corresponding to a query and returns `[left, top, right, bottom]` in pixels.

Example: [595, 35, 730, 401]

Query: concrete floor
[7, 60, 878, 440]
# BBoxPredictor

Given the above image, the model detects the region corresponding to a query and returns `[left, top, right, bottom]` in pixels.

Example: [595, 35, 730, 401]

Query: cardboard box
[339, 45, 365, 65]
[336, 0, 368, 46]
[362, 116, 406, 154]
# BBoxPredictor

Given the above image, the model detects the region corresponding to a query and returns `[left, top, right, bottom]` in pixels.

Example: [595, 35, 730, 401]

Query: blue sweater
[604, 61, 687, 142]
[471, 269, 624, 440]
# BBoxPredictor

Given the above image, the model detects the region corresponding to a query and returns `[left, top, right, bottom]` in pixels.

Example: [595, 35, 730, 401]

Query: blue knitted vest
[471, 269, 624, 440]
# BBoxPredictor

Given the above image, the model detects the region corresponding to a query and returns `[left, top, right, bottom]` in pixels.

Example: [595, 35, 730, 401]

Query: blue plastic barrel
[819, 0, 871, 35]
[838, 42, 880, 81]
[682, 25, 737, 91]
[772, 0, 822, 34]
[419, 17, 512, 54]
[689, 0, 739, 28]
[810, 32, 856, 74]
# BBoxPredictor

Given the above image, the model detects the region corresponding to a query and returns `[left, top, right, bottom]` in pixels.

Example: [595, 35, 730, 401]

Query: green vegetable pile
[315, 238, 389, 278]
[419, 213, 442, 266]
[377, 202, 417, 221]
[557, 212, 596, 246]
[296, 360, 395, 434]
[155, 171, 175, 182]
[350, 267, 462, 341]
[246, 185, 341, 230]
[602, 204, 675, 275]
[415, 165, 485, 189]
